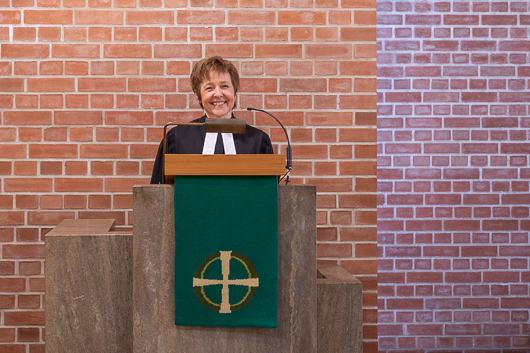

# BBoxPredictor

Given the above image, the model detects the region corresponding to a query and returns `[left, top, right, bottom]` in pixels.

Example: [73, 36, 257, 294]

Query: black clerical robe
[150, 115, 274, 184]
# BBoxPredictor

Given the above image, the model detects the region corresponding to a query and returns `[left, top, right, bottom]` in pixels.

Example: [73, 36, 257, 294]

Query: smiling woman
[198, 71, 235, 120]
[191, 56, 239, 119]
[150, 56, 274, 184]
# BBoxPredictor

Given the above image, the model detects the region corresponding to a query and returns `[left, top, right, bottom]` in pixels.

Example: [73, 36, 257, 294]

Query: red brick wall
[0, 1, 376, 351]
[378, 1, 530, 351]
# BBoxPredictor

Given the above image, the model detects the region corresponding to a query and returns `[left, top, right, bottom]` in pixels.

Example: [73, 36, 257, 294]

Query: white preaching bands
[202, 133, 236, 155]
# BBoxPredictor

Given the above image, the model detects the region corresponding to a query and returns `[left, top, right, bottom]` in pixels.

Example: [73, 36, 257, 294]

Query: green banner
[174, 176, 278, 327]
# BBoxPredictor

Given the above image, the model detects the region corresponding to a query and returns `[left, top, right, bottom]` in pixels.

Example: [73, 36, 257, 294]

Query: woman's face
[199, 71, 235, 119]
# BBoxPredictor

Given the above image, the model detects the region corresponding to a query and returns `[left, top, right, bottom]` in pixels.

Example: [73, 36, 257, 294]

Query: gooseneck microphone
[246, 107, 292, 183]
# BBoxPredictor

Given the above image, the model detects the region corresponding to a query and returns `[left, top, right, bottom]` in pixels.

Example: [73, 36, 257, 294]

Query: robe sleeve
[150, 140, 164, 184]
[150, 128, 178, 184]
[261, 132, 274, 154]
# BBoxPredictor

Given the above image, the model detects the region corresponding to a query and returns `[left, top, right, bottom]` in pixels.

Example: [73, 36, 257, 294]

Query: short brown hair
[190, 56, 239, 109]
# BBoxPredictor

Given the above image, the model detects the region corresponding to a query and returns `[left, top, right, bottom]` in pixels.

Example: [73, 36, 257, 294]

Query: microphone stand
[246, 107, 292, 185]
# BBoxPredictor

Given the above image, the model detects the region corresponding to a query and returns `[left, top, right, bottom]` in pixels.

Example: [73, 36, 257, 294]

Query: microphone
[246, 107, 293, 173]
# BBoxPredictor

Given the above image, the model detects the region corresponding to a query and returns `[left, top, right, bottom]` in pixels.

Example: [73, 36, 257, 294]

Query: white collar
[202, 133, 236, 155]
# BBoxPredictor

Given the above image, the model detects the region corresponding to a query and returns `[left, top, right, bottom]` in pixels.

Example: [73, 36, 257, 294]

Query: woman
[150, 56, 274, 184]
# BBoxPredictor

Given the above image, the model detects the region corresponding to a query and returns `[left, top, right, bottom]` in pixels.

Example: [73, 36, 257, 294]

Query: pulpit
[45, 155, 362, 352]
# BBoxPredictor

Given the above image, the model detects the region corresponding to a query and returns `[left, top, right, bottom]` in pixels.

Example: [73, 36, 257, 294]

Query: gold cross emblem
[193, 251, 259, 313]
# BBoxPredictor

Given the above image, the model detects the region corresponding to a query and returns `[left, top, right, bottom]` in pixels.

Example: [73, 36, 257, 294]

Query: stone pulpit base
[45, 185, 362, 353]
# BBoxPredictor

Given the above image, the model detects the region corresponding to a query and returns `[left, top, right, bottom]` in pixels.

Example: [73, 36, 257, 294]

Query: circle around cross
[193, 250, 259, 313]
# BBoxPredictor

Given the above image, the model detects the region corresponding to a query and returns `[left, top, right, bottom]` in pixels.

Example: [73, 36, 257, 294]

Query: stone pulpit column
[132, 184, 318, 352]
[45, 219, 133, 353]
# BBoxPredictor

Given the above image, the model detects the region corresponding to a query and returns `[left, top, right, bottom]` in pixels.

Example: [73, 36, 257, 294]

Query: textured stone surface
[317, 265, 363, 353]
[45, 186, 362, 353]
[133, 184, 317, 353]
[45, 220, 132, 353]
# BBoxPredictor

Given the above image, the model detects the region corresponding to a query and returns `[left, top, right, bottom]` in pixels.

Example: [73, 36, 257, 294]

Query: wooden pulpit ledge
[46, 219, 117, 236]
[165, 154, 285, 176]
